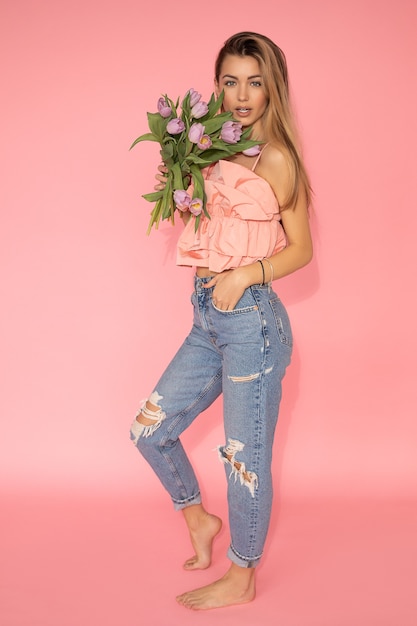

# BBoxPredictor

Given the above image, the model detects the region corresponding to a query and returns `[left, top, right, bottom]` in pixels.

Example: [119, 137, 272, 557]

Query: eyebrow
[221, 74, 262, 80]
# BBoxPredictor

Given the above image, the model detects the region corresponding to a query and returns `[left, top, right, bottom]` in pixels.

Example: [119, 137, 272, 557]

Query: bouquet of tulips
[130, 88, 260, 233]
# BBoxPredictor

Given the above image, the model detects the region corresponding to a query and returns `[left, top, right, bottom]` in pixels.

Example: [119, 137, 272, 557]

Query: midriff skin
[196, 267, 218, 278]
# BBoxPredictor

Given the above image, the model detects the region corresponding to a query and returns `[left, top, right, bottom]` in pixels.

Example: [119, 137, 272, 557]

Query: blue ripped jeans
[130, 275, 292, 568]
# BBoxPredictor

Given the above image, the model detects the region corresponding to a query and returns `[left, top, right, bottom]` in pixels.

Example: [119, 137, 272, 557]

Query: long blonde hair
[215, 32, 312, 210]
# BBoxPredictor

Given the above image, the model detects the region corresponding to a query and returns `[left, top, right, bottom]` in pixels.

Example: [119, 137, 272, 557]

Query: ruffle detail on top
[176, 160, 287, 273]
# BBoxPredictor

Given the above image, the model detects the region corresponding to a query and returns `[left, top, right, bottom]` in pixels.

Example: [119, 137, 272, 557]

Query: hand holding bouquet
[130, 88, 260, 233]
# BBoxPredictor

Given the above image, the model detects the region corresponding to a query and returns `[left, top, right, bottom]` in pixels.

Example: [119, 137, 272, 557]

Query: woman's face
[216, 54, 268, 135]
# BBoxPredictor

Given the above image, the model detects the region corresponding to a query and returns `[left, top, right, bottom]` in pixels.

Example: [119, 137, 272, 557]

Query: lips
[235, 108, 251, 117]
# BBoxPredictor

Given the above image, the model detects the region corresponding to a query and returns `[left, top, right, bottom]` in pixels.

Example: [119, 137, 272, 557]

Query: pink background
[1, 1, 417, 624]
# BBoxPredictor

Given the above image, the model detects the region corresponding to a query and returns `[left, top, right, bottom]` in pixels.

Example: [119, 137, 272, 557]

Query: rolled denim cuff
[172, 492, 202, 511]
[227, 545, 262, 568]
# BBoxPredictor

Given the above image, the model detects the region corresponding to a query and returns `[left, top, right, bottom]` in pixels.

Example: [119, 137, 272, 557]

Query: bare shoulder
[255, 144, 291, 205]
[259, 143, 288, 169]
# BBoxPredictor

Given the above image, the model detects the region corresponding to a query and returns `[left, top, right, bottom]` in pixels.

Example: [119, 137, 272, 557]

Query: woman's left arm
[205, 147, 312, 311]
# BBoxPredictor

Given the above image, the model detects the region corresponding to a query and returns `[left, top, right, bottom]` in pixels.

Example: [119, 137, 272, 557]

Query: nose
[237, 85, 248, 101]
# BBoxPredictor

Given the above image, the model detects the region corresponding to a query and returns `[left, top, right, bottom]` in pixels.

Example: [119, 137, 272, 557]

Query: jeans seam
[160, 367, 223, 448]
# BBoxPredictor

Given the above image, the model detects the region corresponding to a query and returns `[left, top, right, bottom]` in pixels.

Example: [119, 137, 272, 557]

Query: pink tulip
[197, 134, 212, 150]
[191, 101, 209, 119]
[173, 189, 191, 211]
[220, 120, 243, 144]
[167, 118, 185, 134]
[189, 198, 203, 216]
[157, 97, 172, 118]
[242, 145, 261, 156]
[188, 123, 205, 144]
[188, 88, 202, 107]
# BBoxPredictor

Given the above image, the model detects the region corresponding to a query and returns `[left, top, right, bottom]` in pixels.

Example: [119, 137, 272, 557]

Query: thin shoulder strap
[251, 143, 269, 171]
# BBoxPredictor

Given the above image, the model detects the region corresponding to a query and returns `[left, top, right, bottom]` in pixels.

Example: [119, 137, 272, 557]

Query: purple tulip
[157, 97, 172, 118]
[188, 123, 205, 144]
[220, 120, 243, 144]
[242, 145, 261, 157]
[188, 88, 201, 107]
[197, 134, 212, 150]
[189, 198, 203, 216]
[167, 118, 185, 134]
[191, 101, 209, 119]
[173, 189, 191, 211]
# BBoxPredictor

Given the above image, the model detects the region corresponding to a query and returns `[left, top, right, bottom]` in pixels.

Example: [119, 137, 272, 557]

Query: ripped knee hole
[130, 391, 166, 443]
[217, 438, 258, 498]
[224, 453, 251, 482]
[137, 400, 161, 426]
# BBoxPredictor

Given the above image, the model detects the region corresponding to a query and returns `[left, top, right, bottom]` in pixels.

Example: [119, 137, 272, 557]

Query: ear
[214, 79, 220, 98]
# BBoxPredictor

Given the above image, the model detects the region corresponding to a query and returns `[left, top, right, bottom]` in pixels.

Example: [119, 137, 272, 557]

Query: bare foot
[176, 563, 256, 610]
[183, 510, 222, 570]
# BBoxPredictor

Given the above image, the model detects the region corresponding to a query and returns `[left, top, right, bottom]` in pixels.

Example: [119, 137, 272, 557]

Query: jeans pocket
[211, 288, 259, 315]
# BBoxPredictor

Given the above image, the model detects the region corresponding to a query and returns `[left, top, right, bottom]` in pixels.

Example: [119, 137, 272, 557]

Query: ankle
[182, 504, 208, 528]
[226, 563, 256, 584]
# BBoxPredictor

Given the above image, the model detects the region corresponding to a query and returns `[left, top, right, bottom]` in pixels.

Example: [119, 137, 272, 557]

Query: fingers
[154, 176, 166, 191]
[203, 276, 217, 289]
[154, 162, 168, 191]
[157, 162, 168, 175]
[203, 271, 228, 289]
[203, 270, 245, 311]
[208, 279, 236, 310]
[212, 298, 235, 311]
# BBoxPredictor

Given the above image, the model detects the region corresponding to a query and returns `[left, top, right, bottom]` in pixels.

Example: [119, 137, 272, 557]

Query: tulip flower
[157, 97, 172, 118]
[242, 145, 261, 156]
[191, 101, 209, 119]
[220, 120, 243, 144]
[188, 123, 205, 144]
[188, 88, 202, 107]
[173, 189, 191, 211]
[167, 118, 185, 134]
[189, 198, 203, 216]
[197, 134, 212, 150]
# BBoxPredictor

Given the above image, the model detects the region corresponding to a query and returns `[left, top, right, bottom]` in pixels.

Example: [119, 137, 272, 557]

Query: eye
[250, 81, 262, 87]
[224, 80, 236, 87]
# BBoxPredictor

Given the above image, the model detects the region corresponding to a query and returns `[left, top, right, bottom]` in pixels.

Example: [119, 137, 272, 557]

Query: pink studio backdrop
[2, 2, 417, 625]
[1, 0, 417, 500]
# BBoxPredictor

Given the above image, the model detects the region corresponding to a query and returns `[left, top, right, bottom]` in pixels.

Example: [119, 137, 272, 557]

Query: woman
[131, 31, 313, 610]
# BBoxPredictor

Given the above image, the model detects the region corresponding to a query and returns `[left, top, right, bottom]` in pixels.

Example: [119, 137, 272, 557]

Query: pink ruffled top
[176, 159, 287, 272]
